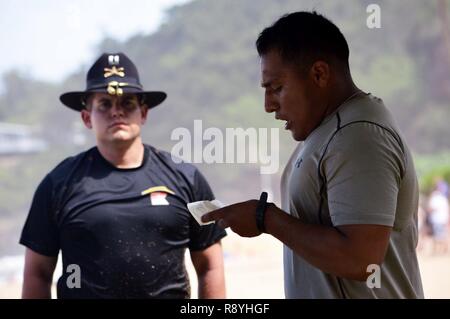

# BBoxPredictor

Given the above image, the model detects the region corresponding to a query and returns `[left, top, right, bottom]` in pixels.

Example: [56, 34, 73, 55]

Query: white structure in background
[72, 121, 87, 146]
[0, 122, 47, 155]
[0, 255, 24, 285]
[0, 254, 63, 293]
[260, 167, 274, 202]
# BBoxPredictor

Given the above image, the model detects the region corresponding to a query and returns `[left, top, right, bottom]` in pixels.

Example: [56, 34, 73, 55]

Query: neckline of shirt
[93, 145, 150, 172]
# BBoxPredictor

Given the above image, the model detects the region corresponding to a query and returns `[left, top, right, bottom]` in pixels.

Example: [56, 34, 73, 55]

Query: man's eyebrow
[122, 95, 138, 101]
[261, 75, 281, 88]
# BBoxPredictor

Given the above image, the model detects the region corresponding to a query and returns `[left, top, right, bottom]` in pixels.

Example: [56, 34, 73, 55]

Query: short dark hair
[256, 11, 350, 72]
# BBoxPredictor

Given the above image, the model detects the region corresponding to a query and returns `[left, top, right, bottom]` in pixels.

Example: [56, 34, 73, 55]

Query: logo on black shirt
[141, 186, 174, 206]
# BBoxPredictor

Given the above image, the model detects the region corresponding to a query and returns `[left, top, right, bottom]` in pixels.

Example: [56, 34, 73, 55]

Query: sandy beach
[1, 231, 449, 299]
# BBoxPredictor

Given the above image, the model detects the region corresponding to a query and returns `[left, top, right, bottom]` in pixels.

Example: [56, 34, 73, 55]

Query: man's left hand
[201, 200, 262, 237]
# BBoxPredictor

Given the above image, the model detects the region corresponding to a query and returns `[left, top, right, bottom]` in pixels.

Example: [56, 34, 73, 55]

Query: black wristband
[256, 192, 268, 233]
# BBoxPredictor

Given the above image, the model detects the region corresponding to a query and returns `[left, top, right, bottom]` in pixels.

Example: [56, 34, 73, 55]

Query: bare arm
[203, 201, 391, 282]
[22, 248, 57, 299]
[265, 203, 391, 281]
[190, 241, 226, 298]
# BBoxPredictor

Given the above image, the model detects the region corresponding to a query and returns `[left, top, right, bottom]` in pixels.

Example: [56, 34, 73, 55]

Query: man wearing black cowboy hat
[20, 53, 227, 299]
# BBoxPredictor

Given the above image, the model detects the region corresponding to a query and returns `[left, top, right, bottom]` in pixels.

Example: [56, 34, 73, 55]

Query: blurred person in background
[427, 179, 450, 255]
[417, 194, 432, 253]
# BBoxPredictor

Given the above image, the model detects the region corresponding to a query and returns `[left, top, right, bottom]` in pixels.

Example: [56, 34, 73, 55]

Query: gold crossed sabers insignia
[107, 81, 129, 96]
[104, 66, 125, 78]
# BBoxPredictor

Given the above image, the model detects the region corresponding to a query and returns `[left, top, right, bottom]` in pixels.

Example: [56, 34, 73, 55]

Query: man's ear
[140, 105, 149, 125]
[310, 61, 330, 88]
[81, 109, 93, 129]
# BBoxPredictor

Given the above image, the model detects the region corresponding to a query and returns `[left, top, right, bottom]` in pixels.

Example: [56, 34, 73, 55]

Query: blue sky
[0, 0, 190, 83]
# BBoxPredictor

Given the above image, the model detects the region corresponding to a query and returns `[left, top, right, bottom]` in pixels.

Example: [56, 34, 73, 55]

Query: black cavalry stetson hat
[60, 52, 166, 111]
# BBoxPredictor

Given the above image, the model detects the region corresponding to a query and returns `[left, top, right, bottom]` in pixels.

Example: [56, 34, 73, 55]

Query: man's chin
[109, 133, 134, 144]
[292, 129, 306, 142]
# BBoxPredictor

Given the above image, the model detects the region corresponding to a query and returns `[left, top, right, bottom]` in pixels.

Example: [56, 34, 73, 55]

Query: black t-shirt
[20, 145, 226, 299]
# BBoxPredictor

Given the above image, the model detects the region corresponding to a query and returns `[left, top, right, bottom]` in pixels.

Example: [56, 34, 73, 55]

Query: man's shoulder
[145, 144, 200, 179]
[145, 144, 213, 199]
[47, 147, 96, 180]
[34, 147, 96, 195]
[328, 94, 405, 151]
[339, 93, 396, 127]
[306, 94, 398, 149]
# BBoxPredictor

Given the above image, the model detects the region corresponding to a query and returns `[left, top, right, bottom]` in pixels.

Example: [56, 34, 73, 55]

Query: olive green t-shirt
[281, 93, 424, 298]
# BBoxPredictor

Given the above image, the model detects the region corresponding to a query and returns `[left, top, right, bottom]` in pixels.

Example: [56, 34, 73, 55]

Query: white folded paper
[187, 199, 225, 225]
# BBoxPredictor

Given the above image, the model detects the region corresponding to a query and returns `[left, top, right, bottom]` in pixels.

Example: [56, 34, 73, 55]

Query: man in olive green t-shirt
[280, 92, 423, 298]
[203, 11, 424, 298]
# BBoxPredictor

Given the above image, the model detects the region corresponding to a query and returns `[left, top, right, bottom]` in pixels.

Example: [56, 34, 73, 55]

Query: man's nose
[110, 102, 125, 117]
[264, 93, 279, 113]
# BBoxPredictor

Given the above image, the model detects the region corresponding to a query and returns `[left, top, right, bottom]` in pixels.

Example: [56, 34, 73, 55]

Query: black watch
[256, 192, 268, 233]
